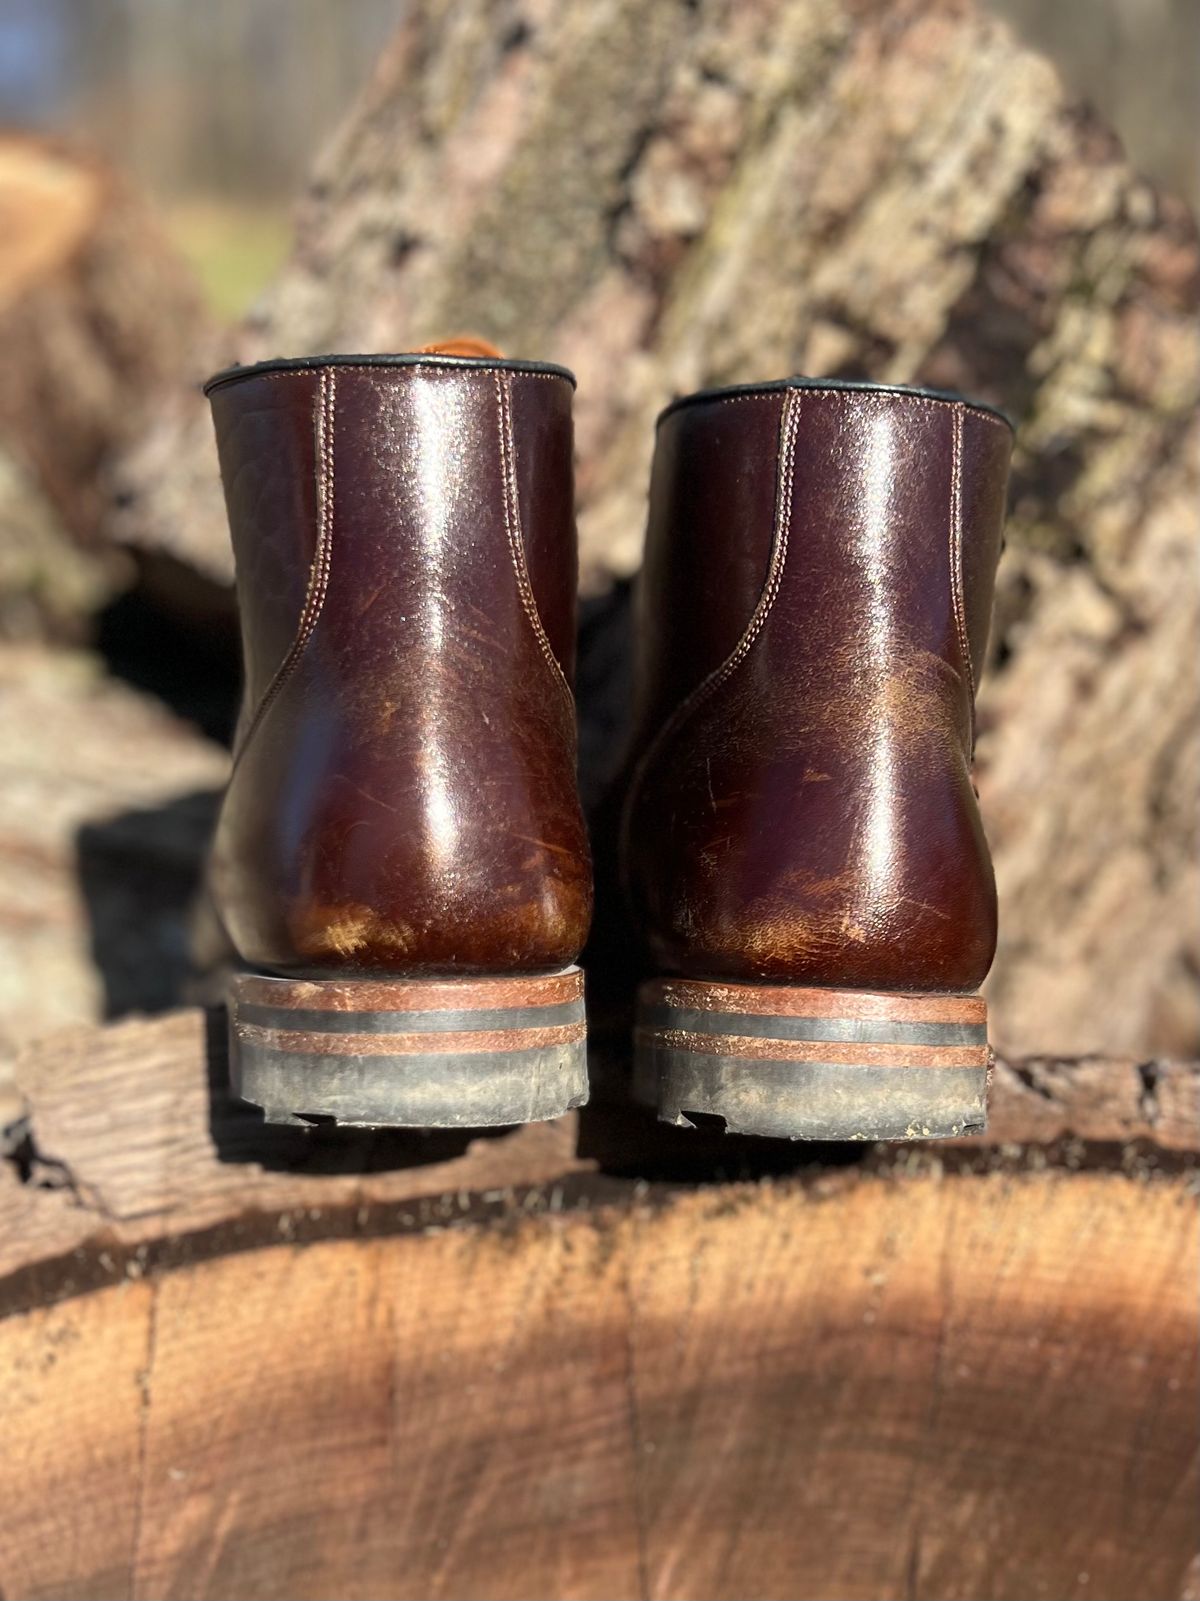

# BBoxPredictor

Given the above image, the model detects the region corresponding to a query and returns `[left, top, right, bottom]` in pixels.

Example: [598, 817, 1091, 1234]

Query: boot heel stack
[229, 967, 587, 1128]
[634, 978, 988, 1140]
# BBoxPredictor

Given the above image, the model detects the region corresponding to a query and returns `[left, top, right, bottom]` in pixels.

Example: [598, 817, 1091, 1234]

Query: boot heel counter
[625, 671, 997, 990]
[212, 697, 592, 975]
[626, 382, 1010, 994]
[210, 358, 590, 976]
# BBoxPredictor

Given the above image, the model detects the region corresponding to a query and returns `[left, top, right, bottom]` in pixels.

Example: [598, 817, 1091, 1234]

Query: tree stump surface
[1, 1011, 1196, 1600]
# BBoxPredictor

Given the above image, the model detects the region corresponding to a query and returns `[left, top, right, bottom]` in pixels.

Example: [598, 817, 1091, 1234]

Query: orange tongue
[418, 335, 503, 358]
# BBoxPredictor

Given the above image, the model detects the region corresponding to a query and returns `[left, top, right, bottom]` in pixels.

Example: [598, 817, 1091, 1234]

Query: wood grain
[1, 1284, 151, 1601]
[1, 1167, 1195, 1600]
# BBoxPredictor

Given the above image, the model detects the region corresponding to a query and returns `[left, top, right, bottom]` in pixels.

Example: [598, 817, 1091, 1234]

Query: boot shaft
[206, 354, 591, 976]
[624, 379, 1012, 993]
[209, 354, 580, 721]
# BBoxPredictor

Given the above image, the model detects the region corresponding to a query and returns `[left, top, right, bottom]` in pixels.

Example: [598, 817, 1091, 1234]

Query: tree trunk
[0, 1012, 1196, 1600]
[0, 447, 113, 640]
[107, 0, 1199, 1063]
[0, 136, 214, 635]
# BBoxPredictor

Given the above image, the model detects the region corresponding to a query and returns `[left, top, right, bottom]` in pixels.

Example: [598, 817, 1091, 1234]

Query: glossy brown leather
[205, 354, 592, 976]
[621, 379, 1012, 993]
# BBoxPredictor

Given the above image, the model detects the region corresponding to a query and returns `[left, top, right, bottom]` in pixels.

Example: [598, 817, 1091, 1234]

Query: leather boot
[622, 378, 1012, 1139]
[205, 348, 592, 1128]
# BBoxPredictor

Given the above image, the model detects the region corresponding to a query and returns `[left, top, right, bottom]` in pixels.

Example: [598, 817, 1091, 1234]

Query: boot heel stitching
[949, 403, 976, 746]
[620, 388, 801, 869]
[232, 369, 337, 767]
[494, 371, 574, 705]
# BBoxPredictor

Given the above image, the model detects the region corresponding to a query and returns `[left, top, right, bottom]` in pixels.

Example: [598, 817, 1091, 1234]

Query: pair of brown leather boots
[205, 345, 1011, 1141]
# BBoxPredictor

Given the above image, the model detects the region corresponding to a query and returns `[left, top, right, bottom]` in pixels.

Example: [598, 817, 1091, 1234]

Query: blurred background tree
[0, 0, 1194, 1063]
[1, 0, 1195, 317]
[0, 0, 403, 314]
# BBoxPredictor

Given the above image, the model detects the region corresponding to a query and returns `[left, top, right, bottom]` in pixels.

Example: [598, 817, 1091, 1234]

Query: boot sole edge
[634, 978, 988, 1141]
[229, 966, 588, 1129]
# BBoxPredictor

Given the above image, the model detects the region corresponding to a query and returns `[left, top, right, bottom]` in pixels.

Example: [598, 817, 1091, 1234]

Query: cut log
[0, 647, 228, 1061]
[0, 135, 214, 635]
[0, 1010, 1196, 1600]
[105, 0, 1200, 1062]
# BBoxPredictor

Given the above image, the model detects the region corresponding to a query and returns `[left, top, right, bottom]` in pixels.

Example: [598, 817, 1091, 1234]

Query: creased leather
[622, 383, 1013, 992]
[207, 358, 592, 976]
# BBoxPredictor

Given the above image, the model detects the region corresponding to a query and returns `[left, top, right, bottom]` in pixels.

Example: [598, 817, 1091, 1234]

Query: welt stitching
[231, 369, 336, 769]
[493, 371, 574, 704]
[949, 403, 976, 742]
[620, 388, 801, 864]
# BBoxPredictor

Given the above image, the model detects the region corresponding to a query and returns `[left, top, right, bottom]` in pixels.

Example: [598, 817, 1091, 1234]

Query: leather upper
[621, 380, 1012, 993]
[207, 355, 592, 976]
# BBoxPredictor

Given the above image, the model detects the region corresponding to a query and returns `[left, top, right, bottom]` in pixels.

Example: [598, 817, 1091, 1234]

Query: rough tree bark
[0, 648, 228, 1061]
[108, 0, 1199, 1060]
[0, 448, 111, 640]
[0, 136, 213, 635]
[0, 1013, 1196, 1601]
